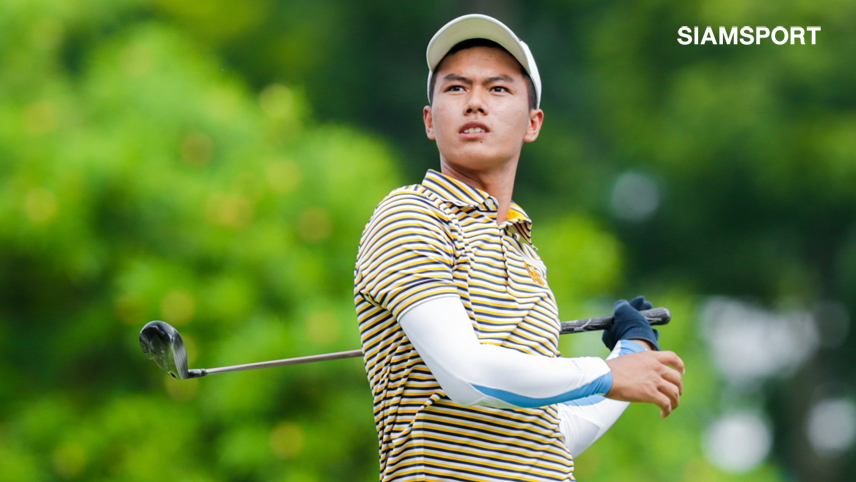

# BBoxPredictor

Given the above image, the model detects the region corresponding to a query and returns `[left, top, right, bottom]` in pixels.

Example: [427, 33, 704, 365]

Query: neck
[439, 156, 518, 226]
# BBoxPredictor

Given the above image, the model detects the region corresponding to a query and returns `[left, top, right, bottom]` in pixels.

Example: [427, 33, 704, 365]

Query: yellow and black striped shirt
[354, 169, 575, 481]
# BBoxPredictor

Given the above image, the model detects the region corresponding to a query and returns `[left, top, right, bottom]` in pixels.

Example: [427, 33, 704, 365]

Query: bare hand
[605, 350, 685, 418]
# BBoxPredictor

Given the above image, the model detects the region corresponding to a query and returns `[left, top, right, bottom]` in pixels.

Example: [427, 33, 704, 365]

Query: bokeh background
[2, 0, 855, 481]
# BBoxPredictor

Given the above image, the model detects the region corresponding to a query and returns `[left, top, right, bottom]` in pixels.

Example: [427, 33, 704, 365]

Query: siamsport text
[678, 26, 821, 45]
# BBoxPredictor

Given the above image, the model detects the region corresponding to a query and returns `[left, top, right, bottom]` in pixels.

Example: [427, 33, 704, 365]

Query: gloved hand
[602, 295, 660, 351]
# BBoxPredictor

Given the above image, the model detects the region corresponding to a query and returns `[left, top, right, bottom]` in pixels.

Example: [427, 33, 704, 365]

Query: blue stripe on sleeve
[563, 395, 606, 407]
[472, 372, 613, 408]
[617, 340, 646, 356]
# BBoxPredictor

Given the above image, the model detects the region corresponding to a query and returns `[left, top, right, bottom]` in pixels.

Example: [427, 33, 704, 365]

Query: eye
[491, 86, 510, 93]
[447, 85, 465, 92]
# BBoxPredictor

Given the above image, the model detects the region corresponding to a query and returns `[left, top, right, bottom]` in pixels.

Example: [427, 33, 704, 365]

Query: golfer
[354, 14, 685, 482]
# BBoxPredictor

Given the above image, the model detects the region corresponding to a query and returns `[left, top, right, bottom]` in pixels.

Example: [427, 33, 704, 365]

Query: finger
[629, 296, 652, 312]
[654, 351, 686, 374]
[653, 392, 672, 417]
[633, 295, 653, 311]
[660, 366, 683, 395]
[658, 381, 681, 410]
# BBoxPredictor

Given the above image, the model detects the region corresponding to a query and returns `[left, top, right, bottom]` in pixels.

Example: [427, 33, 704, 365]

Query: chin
[445, 147, 512, 170]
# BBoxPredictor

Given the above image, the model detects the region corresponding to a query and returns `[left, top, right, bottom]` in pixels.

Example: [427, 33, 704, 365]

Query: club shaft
[201, 349, 364, 376]
[192, 308, 671, 377]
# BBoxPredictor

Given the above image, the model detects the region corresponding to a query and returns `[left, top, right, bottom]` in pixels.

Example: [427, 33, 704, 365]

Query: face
[423, 46, 544, 173]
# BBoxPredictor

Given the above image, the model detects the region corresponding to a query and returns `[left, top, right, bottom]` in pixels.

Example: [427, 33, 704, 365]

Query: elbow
[442, 384, 516, 408]
[435, 367, 489, 407]
[431, 359, 502, 407]
[443, 388, 485, 407]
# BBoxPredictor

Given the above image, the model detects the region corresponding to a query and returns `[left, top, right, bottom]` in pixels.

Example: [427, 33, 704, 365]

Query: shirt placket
[500, 228, 513, 294]
[479, 198, 513, 294]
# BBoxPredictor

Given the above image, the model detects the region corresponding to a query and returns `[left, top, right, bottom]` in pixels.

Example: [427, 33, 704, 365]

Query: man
[354, 14, 684, 481]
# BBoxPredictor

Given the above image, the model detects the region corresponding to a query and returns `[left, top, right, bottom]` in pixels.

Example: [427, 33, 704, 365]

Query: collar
[421, 169, 533, 243]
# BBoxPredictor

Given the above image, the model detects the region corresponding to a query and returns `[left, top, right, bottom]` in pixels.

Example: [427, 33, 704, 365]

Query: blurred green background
[2, 0, 855, 481]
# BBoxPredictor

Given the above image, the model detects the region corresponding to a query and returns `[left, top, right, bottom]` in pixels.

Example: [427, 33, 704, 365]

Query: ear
[423, 105, 436, 140]
[523, 108, 544, 143]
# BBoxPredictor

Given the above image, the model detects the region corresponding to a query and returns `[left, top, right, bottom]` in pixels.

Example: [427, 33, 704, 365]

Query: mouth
[459, 122, 490, 139]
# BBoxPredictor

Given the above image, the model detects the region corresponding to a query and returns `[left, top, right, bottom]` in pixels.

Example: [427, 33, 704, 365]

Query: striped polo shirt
[354, 169, 575, 481]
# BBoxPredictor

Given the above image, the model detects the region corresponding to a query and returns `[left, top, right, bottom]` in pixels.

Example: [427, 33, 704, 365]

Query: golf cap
[426, 14, 541, 109]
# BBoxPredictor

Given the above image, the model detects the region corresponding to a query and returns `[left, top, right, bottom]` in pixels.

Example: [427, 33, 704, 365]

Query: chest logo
[525, 262, 546, 287]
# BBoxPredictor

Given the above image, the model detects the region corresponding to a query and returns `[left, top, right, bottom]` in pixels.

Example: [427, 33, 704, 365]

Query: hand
[602, 296, 660, 351]
[605, 350, 685, 418]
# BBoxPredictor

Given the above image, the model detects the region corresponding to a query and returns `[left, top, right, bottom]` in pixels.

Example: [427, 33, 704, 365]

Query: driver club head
[139, 320, 197, 380]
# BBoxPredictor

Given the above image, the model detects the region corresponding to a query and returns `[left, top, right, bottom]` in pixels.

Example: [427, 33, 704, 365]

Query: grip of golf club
[559, 307, 670, 335]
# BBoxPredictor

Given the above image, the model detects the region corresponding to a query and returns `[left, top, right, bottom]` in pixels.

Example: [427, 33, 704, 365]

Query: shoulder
[356, 185, 456, 256]
[374, 184, 447, 211]
[367, 184, 453, 227]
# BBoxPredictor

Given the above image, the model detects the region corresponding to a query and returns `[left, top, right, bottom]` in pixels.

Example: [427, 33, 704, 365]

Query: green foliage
[1, 2, 394, 480]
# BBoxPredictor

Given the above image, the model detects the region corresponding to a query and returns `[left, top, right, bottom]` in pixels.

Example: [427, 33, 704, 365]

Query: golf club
[140, 307, 670, 380]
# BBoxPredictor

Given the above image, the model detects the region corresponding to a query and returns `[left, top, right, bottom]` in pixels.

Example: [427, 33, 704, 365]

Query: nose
[465, 86, 487, 115]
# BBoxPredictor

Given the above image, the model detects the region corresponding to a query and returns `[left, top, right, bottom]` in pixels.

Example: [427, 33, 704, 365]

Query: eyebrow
[441, 74, 517, 85]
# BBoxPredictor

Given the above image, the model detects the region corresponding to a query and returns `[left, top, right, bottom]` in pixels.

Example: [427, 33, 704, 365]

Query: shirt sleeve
[399, 296, 613, 409]
[354, 190, 460, 319]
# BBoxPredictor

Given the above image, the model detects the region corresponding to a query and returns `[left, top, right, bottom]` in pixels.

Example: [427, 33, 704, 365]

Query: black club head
[139, 320, 191, 380]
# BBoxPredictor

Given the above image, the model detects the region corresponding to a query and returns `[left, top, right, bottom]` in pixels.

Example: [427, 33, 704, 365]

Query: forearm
[557, 339, 646, 456]
[399, 296, 612, 409]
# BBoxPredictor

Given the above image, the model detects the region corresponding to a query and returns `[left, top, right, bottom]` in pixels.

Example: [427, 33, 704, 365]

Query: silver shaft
[200, 349, 364, 376]
[192, 308, 670, 377]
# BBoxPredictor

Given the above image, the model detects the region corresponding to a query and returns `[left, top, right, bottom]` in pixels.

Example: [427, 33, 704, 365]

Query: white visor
[426, 14, 541, 109]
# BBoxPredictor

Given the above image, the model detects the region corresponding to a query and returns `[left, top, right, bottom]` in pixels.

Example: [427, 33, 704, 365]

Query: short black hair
[428, 38, 537, 111]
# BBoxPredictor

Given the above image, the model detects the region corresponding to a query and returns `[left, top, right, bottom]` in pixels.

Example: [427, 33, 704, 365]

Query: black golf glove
[602, 295, 660, 351]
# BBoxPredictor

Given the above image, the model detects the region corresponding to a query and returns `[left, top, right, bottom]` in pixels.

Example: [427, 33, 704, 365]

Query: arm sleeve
[557, 339, 646, 457]
[399, 296, 613, 409]
[354, 192, 460, 319]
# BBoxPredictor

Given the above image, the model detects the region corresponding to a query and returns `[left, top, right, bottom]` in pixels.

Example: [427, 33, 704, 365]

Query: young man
[354, 14, 685, 481]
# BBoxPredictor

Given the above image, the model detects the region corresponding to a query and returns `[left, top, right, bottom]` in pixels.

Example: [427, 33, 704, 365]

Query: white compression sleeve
[398, 295, 613, 409]
[557, 340, 646, 457]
